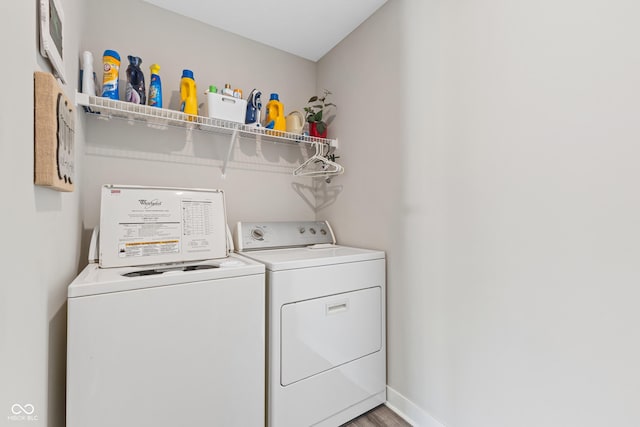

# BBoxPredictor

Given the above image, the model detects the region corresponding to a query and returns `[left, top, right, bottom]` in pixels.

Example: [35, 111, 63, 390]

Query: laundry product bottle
[148, 63, 162, 108]
[125, 55, 146, 104]
[180, 69, 198, 117]
[265, 93, 286, 131]
[101, 49, 120, 100]
[81, 51, 96, 95]
[222, 83, 233, 97]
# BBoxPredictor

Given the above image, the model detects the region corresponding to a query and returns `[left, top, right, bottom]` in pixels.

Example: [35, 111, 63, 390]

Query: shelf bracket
[221, 128, 239, 178]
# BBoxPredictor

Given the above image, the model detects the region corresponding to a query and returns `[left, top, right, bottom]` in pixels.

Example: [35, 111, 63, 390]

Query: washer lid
[99, 185, 229, 268]
[237, 245, 384, 271]
[68, 253, 264, 298]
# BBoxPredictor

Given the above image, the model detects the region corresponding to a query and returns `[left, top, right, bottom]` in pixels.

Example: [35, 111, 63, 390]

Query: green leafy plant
[304, 89, 336, 135]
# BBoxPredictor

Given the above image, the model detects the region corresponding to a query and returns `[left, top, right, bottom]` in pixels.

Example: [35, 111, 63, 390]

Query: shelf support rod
[221, 128, 239, 178]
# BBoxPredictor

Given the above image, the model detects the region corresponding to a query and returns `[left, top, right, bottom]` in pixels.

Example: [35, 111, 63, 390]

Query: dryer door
[280, 286, 382, 386]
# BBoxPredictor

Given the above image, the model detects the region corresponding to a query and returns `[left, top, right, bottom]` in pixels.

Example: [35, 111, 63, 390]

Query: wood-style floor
[341, 404, 411, 427]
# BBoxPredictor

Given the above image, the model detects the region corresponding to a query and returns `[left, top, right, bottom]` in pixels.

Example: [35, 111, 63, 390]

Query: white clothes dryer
[235, 221, 386, 427]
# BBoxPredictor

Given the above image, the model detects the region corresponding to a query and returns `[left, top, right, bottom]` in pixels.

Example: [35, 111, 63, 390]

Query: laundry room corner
[316, 0, 436, 421]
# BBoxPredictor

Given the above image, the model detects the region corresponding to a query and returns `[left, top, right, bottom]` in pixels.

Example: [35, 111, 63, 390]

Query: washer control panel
[235, 221, 336, 251]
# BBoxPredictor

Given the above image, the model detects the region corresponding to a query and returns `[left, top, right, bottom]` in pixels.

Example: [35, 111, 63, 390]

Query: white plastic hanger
[293, 142, 344, 177]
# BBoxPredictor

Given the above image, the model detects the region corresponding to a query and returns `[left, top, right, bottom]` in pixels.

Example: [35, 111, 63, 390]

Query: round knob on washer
[309, 228, 316, 234]
[320, 229, 327, 235]
[251, 228, 265, 240]
[299, 227, 306, 234]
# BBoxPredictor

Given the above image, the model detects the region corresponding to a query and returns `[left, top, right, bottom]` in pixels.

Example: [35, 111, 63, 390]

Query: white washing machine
[67, 186, 266, 427]
[235, 221, 386, 427]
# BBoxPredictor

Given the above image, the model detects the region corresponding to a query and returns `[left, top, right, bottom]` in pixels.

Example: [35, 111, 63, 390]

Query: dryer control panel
[235, 221, 336, 251]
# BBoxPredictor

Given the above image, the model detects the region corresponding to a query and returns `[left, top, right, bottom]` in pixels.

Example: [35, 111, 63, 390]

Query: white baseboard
[385, 386, 446, 427]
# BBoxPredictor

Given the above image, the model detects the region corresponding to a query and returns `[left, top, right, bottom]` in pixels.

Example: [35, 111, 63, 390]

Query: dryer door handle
[326, 300, 349, 315]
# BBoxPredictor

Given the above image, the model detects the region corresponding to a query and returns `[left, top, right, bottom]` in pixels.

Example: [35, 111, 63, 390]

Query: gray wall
[319, 0, 640, 426]
[0, 0, 85, 426]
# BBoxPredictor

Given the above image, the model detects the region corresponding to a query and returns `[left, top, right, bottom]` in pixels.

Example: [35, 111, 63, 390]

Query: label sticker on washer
[115, 197, 182, 259]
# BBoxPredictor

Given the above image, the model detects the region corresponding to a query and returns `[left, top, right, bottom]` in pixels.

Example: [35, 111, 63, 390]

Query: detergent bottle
[180, 69, 198, 117]
[147, 64, 162, 108]
[101, 50, 120, 100]
[265, 93, 286, 132]
[125, 56, 146, 104]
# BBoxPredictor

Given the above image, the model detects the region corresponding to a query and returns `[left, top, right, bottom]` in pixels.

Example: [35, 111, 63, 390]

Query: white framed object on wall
[39, 0, 65, 83]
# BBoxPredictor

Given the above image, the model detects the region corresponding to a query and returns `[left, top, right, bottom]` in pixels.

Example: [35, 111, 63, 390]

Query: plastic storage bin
[206, 92, 247, 123]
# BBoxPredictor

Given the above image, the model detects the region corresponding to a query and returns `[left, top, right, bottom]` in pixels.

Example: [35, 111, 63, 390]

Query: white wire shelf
[76, 92, 342, 180]
[75, 93, 336, 147]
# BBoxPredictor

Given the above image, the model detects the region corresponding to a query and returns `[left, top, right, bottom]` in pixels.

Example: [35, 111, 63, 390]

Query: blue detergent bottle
[148, 64, 162, 108]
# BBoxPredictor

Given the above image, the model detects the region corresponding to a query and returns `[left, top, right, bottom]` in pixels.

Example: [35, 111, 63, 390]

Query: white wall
[0, 0, 85, 426]
[319, 1, 640, 426]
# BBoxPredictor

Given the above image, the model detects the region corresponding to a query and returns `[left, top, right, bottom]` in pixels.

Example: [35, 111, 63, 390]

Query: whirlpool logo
[138, 199, 162, 208]
[8, 403, 38, 422]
